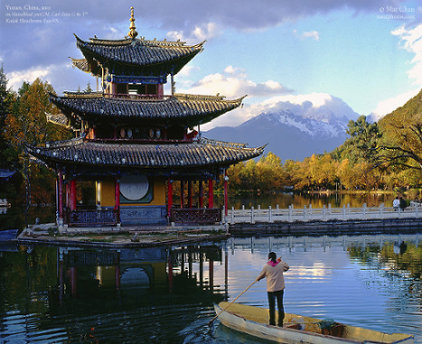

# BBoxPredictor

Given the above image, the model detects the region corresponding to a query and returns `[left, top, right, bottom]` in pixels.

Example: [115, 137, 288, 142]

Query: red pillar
[167, 178, 173, 218]
[115, 178, 120, 223]
[58, 170, 63, 221]
[188, 181, 192, 208]
[158, 84, 164, 98]
[180, 180, 185, 208]
[224, 171, 228, 217]
[199, 181, 203, 208]
[208, 179, 214, 209]
[70, 180, 76, 211]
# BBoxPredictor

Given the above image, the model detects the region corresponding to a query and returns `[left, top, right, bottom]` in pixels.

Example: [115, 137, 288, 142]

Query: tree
[0, 65, 19, 169]
[340, 115, 381, 164]
[378, 89, 422, 172]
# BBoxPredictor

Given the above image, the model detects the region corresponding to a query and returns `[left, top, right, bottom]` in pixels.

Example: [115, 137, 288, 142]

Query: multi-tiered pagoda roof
[27, 7, 264, 226]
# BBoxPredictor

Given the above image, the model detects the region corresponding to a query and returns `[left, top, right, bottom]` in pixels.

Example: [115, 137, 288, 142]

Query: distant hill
[378, 88, 422, 126]
[205, 95, 359, 161]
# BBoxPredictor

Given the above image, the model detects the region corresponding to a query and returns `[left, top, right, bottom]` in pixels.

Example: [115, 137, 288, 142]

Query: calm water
[1, 234, 421, 343]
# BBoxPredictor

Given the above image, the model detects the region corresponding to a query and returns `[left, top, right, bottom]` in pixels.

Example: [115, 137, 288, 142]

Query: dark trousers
[267, 290, 284, 326]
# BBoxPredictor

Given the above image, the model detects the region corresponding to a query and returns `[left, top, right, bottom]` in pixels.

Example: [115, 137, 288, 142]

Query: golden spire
[128, 7, 138, 39]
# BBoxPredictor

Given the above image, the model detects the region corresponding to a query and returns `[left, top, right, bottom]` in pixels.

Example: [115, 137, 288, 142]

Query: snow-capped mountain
[205, 95, 359, 161]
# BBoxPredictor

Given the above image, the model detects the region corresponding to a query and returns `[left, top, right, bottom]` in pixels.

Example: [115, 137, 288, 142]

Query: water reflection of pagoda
[56, 245, 228, 298]
[27, 8, 263, 227]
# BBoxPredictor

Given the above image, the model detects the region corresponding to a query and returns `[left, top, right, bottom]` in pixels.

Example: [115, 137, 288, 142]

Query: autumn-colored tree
[378, 89, 422, 173]
[0, 65, 19, 169]
[3, 77, 71, 205]
[4, 78, 69, 149]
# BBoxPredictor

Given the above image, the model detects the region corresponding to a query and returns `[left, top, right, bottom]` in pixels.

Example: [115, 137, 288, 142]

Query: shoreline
[11, 217, 422, 247]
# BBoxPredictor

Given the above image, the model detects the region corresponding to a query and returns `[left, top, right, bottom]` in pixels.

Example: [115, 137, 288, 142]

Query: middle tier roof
[51, 93, 245, 127]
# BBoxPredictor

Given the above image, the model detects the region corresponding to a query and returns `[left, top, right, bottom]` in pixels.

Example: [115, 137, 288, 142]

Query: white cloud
[371, 88, 419, 120]
[262, 93, 333, 108]
[8, 66, 51, 90]
[166, 22, 221, 44]
[392, 23, 422, 85]
[302, 30, 320, 41]
[368, 23, 422, 120]
[202, 91, 358, 130]
[178, 66, 291, 99]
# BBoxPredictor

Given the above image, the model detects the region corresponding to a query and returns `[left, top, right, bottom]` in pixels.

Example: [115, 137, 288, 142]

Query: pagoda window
[127, 84, 159, 97]
[116, 83, 128, 95]
[96, 124, 114, 139]
[167, 126, 185, 140]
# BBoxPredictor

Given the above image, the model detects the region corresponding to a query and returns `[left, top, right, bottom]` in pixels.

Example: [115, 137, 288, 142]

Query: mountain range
[205, 95, 359, 161]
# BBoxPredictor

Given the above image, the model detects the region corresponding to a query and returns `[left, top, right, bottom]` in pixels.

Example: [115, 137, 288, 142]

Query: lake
[1, 233, 421, 343]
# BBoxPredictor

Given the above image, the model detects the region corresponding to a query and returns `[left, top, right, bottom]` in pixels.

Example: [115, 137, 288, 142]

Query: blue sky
[1, 0, 422, 129]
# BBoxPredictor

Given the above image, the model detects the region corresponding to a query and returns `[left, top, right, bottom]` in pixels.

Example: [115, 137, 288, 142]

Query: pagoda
[27, 8, 264, 227]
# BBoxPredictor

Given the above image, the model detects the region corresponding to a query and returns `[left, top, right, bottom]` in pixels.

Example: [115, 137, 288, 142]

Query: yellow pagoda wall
[98, 177, 166, 207]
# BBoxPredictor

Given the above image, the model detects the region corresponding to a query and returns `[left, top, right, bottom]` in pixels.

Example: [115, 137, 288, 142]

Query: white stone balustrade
[224, 203, 422, 224]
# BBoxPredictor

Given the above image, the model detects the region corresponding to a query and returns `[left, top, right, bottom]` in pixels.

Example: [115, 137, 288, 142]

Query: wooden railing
[226, 203, 422, 224]
[171, 208, 222, 225]
[66, 208, 118, 227]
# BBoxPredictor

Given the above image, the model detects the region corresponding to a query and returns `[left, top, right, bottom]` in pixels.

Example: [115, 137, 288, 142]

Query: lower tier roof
[27, 138, 264, 170]
[51, 93, 245, 127]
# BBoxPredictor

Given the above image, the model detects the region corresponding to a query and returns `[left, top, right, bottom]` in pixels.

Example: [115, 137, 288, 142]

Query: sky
[1, 0, 422, 130]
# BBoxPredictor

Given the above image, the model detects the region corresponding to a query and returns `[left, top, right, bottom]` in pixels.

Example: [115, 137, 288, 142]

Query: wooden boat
[214, 302, 414, 344]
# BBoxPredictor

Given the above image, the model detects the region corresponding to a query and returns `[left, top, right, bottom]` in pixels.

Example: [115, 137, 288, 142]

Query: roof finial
[128, 7, 138, 39]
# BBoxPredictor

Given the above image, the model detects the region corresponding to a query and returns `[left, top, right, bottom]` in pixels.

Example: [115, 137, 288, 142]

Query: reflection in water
[0, 235, 421, 343]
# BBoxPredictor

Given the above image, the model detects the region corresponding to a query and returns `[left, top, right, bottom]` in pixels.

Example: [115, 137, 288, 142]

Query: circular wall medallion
[120, 175, 149, 200]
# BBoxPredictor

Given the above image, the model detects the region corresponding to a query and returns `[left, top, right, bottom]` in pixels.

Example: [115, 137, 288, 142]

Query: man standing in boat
[256, 252, 289, 327]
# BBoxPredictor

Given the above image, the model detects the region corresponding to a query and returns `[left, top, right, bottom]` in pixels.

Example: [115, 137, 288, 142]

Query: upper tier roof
[74, 34, 204, 77]
[27, 137, 264, 171]
[50, 93, 245, 127]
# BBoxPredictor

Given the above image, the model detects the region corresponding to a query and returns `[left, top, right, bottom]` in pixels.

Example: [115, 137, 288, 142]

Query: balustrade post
[251, 206, 255, 224]
[242, 204, 245, 215]
[347, 203, 350, 215]
[379, 203, 384, 217]
[303, 205, 307, 221]
[269, 206, 273, 223]
[323, 205, 326, 221]
[342, 205, 346, 220]
[258, 204, 261, 210]
[309, 204, 312, 215]
[276, 204, 279, 210]
[363, 203, 367, 217]
[328, 204, 332, 214]
[288, 205, 292, 222]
